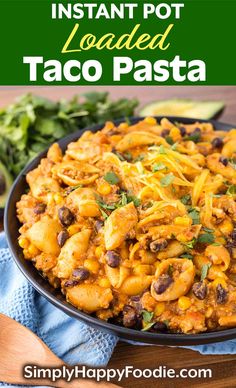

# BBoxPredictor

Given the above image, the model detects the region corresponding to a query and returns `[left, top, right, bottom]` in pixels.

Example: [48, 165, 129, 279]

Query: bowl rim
[4, 115, 236, 345]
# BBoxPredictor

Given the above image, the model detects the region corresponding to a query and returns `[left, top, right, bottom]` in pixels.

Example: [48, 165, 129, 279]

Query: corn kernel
[212, 277, 227, 289]
[178, 296, 191, 310]
[97, 182, 112, 196]
[28, 244, 40, 256]
[144, 117, 157, 125]
[119, 122, 129, 130]
[98, 277, 111, 288]
[67, 224, 81, 236]
[95, 246, 104, 259]
[18, 237, 29, 249]
[170, 127, 181, 142]
[154, 302, 165, 316]
[174, 216, 192, 227]
[54, 193, 63, 204]
[84, 259, 100, 274]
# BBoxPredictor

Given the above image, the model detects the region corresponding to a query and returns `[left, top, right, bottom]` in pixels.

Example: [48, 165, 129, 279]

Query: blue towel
[1, 231, 236, 388]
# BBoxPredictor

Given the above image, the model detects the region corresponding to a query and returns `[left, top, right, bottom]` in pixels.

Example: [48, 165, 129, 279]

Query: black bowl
[4, 116, 236, 345]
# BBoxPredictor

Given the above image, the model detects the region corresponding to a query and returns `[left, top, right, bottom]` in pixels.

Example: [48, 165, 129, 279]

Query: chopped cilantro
[180, 253, 193, 260]
[142, 310, 154, 324]
[127, 195, 141, 207]
[203, 227, 214, 233]
[229, 158, 236, 170]
[171, 142, 178, 151]
[159, 145, 166, 154]
[188, 208, 200, 225]
[198, 233, 215, 244]
[160, 174, 174, 187]
[201, 263, 212, 281]
[227, 185, 236, 196]
[184, 132, 201, 143]
[141, 322, 155, 332]
[113, 150, 132, 162]
[133, 154, 144, 163]
[104, 171, 120, 185]
[185, 238, 197, 249]
[99, 208, 109, 220]
[152, 163, 166, 172]
[180, 194, 191, 205]
[168, 264, 174, 276]
[166, 136, 174, 145]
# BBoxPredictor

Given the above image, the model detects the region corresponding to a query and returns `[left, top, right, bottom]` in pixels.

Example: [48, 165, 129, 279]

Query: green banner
[0, 0, 235, 85]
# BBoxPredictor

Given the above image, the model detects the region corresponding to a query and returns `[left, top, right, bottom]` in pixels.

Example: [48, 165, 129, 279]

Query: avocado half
[0, 161, 13, 211]
[139, 99, 225, 120]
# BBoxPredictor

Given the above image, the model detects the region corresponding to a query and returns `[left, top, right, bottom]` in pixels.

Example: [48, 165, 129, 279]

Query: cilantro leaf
[166, 136, 174, 145]
[227, 185, 236, 196]
[141, 322, 155, 332]
[180, 194, 191, 205]
[185, 238, 197, 249]
[188, 208, 200, 225]
[159, 145, 166, 154]
[201, 263, 212, 281]
[142, 310, 154, 323]
[180, 253, 193, 260]
[152, 163, 166, 172]
[104, 171, 120, 185]
[160, 174, 174, 187]
[198, 233, 215, 244]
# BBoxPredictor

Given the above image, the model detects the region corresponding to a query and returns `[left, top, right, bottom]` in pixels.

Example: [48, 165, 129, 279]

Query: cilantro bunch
[0, 92, 138, 177]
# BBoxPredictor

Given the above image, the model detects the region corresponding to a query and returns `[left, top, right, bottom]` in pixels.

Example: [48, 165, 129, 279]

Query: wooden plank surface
[0, 86, 236, 388]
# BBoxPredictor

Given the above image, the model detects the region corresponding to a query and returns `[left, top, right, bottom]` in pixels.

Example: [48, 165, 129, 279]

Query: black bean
[153, 274, 173, 295]
[58, 206, 74, 226]
[179, 126, 186, 136]
[72, 267, 90, 281]
[150, 239, 168, 253]
[192, 281, 208, 300]
[57, 230, 69, 247]
[152, 322, 167, 332]
[212, 137, 223, 148]
[231, 230, 236, 241]
[216, 284, 228, 304]
[95, 220, 104, 232]
[161, 129, 170, 138]
[106, 251, 120, 268]
[219, 156, 228, 166]
[64, 280, 79, 287]
[34, 203, 46, 215]
[0, 173, 6, 196]
[123, 306, 138, 328]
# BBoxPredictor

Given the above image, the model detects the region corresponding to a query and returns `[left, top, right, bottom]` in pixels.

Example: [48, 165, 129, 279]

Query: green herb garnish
[133, 154, 144, 163]
[159, 145, 166, 154]
[104, 171, 120, 185]
[141, 310, 155, 331]
[198, 233, 215, 244]
[203, 227, 214, 233]
[160, 174, 174, 187]
[227, 185, 236, 196]
[180, 253, 193, 260]
[152, 163, 166, 172]
[185, 238, 197, 249]
[188, 208, 200, 225]
[180, 194, 191, 205]
[184, 132, 201, 143]
[201, 263, 212, 281]
[0, 93, 138, 178]
[166, 136, 174, 145]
